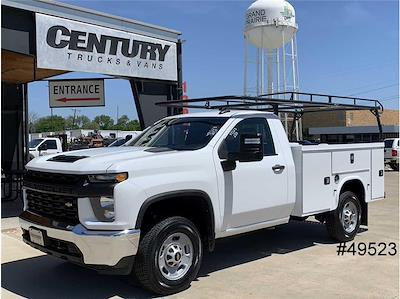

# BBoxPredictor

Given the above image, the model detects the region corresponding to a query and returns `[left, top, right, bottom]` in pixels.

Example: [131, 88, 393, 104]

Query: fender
[335, 176, 367, 205]
[135, 190, 216, 250]
[336, 176, 368, 225]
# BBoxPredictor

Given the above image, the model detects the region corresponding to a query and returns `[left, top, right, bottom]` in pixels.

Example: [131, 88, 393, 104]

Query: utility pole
[72, 108, 77, 127]
[116, 105, 119, 138]
[70, 108, 81, 128]
[51, 108, 54, 132]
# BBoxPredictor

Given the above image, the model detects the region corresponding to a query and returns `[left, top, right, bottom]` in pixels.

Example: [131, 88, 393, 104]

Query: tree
[65, 116, 79, 130]
[33, 115, 65, 132]
[76, 115, 91, 128]
[65, 115, 92, 129]
[114, 115, 130, 130]
[126, 119, 141, 131]
[93, 115, 114, 129]
[83, 121, 100, 130]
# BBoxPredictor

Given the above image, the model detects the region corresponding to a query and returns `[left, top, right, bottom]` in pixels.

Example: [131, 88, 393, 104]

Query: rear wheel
[133, 216, 202, 295]
[326, 191, 361, 242]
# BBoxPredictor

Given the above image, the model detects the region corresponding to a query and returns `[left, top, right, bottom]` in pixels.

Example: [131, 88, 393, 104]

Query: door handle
[272, 164, 285, 172]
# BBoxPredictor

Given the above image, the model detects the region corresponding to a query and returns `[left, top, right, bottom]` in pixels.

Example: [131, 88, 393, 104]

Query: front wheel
[326, 191, 361, 242]
[133, 216, 202, 295]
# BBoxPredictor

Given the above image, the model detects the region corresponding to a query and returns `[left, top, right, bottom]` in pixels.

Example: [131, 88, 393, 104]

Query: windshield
[29, 139, 44, 148]
[130, 117, 228, 150]
[109, 138, 127, 147]
[384, 139, 394, 148]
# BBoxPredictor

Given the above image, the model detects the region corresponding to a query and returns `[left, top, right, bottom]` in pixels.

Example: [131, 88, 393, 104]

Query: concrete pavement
[1, 172, 399, 298]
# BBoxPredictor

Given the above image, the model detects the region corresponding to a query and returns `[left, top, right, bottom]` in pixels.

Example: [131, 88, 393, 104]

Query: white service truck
[28, 137, 63, 160]
[20, 110, 385, 295]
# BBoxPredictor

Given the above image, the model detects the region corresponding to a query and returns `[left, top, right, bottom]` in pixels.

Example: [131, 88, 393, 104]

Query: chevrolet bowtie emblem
[65, 202, 73, 208]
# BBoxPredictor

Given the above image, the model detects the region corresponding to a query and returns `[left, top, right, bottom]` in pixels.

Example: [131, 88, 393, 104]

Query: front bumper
[20, 214, 140, 274]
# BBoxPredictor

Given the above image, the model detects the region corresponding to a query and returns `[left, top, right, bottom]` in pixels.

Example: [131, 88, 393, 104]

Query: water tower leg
[276, 48, 280, 92]
[282, 42, 288, 136]
[261, 49, 265, 95]
[267, 49, 273, 94]
[244, 38, 248, 95]
[295, 37, 303, 139]
[276, 48, 282, 128]
[256, 48, 260, 95]
[291, 38, 300, 140]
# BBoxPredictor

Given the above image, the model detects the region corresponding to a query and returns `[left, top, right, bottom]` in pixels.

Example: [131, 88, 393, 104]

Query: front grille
[24, 171, 86, 185]
[26, 190, 79, 225]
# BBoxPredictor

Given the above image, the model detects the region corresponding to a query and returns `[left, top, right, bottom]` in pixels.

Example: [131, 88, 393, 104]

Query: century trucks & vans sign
[49, 79, 105, 108]
[36, 13, 178, 81]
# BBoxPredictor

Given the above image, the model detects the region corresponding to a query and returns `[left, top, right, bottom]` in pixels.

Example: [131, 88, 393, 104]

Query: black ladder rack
[156, 92, 384, 140]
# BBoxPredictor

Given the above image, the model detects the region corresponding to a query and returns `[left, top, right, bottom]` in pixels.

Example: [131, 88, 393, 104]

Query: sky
[28, 0, 399, 122]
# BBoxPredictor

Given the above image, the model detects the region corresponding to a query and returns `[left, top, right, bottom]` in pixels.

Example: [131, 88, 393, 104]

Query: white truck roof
[167, 110, 275, 119]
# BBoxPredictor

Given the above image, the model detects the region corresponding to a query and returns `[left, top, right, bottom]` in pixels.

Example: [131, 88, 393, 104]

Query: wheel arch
[338, 178, 368, 225]
[135, 190, 216, 252]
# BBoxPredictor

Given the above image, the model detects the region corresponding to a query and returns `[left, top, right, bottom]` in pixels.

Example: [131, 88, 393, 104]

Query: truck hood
[26, 147, 180, 174]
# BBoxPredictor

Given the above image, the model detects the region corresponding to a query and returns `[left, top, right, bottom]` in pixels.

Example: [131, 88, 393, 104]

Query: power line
[348, 83, 399, 96]
[318, 63, 392, 80]
[380, 94, 400, 101]
[337, 81, 397, 94]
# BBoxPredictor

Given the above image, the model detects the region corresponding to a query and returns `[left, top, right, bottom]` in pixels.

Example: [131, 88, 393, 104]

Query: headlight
[88, 172, 128, 183]
[90, 196, 115, 222]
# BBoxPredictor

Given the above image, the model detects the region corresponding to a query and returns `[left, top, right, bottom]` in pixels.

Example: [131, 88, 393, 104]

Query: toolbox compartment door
[371, 148, 384, 200]
[302, 152, 333, 214]
[332, 150, 371, 174]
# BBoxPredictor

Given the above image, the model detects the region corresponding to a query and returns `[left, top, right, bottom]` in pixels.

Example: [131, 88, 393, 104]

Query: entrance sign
[49, 79, 105, 108]
[36, 13, 178, 81]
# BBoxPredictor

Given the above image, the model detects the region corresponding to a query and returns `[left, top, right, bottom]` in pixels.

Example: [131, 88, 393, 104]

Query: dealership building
[304, 109, 399, 143]
[2, 0, 182, 200]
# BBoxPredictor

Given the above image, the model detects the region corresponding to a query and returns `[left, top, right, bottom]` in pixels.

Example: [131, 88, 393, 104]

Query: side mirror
[219, 134, 264, 171]
[38, 143, 47, 151]
[233, 134, 264, 162]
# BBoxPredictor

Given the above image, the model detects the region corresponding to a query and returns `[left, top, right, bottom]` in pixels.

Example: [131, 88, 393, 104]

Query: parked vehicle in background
[384, 138, 399, 171]
[28, 137, 63, 160]
[20, 109, 385, 295]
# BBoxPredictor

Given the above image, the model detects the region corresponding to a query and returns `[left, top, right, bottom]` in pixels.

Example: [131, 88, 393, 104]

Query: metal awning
[2, 0, 182, 84]
[2, 0, 181, 42]
[1, 50, 68, 84]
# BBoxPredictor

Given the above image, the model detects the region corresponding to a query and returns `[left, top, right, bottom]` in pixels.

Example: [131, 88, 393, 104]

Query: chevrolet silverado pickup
[20, 110, 385, 295]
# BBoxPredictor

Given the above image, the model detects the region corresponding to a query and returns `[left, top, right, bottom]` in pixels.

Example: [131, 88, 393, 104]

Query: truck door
[219, 117, 289, 229]
[41, 139, 60, 156]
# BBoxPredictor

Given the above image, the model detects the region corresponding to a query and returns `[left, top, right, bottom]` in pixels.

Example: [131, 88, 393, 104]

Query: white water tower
[244, 0, 301, 139]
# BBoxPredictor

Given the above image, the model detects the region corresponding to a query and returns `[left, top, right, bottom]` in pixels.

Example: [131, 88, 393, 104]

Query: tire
[390, 163, 399, 171]
[326, 191, 361, 242]
[133, 216, 202, 295]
